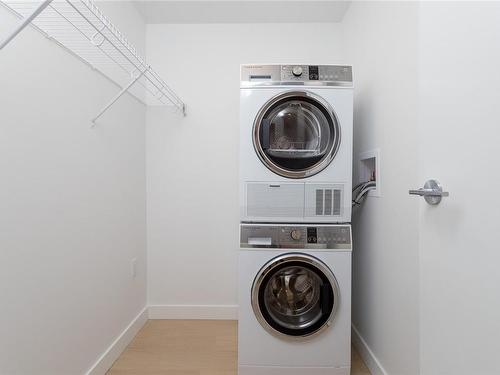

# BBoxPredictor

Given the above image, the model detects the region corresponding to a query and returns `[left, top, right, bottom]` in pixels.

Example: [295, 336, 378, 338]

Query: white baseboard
[85, 304, 235, 374]
[148, 304, 238, 320]
[351, 324, 388, 375]
[86, 307, 148, 375]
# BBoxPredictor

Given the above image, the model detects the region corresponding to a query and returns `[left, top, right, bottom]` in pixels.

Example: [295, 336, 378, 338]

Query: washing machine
[238, 223, 352, 375]
[240, 64, 353, 224]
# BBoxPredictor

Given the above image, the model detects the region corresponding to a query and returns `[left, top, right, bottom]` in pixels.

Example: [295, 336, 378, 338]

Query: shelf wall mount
[0, 0, 187, 123]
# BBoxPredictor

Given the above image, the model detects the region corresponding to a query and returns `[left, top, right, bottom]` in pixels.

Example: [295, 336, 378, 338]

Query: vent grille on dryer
[315, 188, 342, 216]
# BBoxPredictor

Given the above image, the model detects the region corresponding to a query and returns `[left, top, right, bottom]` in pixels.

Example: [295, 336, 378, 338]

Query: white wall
[6, 3, 496, 374]
[341, 2, 420, 375]
[418, 3, 500, 374]
[0, 3, 147, 374]
[343, 3, 500, 375]
[145, 23, 344, 316]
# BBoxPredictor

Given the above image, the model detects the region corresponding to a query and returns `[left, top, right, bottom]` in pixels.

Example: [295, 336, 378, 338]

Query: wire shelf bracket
[91, 66, 149, 126]
[0, 0, 187, 124]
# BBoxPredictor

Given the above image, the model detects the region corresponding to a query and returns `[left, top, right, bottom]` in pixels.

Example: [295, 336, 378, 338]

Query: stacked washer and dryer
[238, 64, 354, 375]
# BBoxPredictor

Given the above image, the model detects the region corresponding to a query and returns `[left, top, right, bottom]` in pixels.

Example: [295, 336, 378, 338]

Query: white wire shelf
[0, 0, 186, 122]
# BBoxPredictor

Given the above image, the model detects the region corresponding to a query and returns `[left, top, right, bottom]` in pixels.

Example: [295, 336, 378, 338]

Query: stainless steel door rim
[253, 91, 341, 179]
[251, 253, 340, 340]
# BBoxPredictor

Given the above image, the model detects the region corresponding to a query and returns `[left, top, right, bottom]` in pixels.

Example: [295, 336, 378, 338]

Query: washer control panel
[241, 64, 353, 87]
[280, 65, 352, 83]
[240, 224, 351, 250]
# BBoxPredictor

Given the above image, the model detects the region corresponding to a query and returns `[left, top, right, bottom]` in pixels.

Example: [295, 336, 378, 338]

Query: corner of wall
[86, 307, 148, 375]
[352, 324, 388, 375]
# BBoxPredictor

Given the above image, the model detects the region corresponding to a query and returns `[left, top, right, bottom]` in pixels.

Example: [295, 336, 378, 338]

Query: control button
[292, 66, 303, 77]
[291, 229, 302, 241]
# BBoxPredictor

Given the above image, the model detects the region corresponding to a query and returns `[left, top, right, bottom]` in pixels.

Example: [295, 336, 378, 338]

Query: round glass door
[252, 253, 339, 339]
[253, 91, 341, 179]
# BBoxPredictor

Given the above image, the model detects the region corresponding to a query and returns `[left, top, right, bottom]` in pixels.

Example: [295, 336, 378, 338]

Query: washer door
[253, 91, 341, 179]
[252, 253, 339, 340]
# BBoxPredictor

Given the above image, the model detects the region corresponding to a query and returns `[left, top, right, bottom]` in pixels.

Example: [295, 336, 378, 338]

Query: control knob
[291, 229, 302, 241]
[292, 66, 303, 77]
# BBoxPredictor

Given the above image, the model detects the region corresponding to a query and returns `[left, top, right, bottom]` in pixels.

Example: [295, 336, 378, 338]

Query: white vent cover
[315, 188, 341, 215]
[305, 184, 343, 218]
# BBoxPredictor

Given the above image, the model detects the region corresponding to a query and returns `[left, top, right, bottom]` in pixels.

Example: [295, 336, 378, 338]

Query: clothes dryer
[240, 64, 353, 223]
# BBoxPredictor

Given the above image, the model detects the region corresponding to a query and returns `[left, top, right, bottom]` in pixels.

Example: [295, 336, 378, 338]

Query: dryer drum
[253, 91, 341, 179]
[252, 253, 340, 340]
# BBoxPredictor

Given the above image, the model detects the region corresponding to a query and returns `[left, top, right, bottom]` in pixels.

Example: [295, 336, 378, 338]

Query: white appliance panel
[246, 182, 304, 218]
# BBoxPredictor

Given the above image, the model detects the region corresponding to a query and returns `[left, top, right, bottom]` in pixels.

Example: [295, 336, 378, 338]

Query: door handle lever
[409, 179, 449, 205]
[409, 188, 449, 197]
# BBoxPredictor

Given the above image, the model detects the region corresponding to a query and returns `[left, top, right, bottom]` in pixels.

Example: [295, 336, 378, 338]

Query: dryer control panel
[240, 64, 353, 87]
[240, 224, 351, 250]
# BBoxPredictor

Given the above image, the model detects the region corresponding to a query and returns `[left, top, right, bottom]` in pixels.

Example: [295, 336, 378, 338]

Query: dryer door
[253, 91, 341, 179]
[252, 253, 339, 340]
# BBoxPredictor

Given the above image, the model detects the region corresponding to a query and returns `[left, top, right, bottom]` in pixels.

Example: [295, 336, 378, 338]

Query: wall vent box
[358, 149, 381, 197]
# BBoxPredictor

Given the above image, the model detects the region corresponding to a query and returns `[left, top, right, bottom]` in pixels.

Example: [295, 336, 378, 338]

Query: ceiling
[132, 1, 352, 24]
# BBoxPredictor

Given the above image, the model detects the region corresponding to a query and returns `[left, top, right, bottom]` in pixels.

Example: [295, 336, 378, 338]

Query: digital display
[309, 66, 319, 80]
[307, 227, 317, 243]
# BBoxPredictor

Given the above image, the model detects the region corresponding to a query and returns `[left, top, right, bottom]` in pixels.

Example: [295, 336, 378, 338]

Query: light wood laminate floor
[108, 320, 371, 375]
